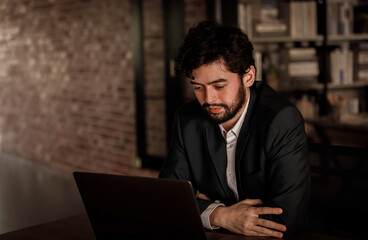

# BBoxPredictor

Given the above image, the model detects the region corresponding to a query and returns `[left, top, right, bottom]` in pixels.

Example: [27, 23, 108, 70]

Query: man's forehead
[195, 59, 229, 71]
[191, 64, 242, 85]
[192, 61, 230, 78]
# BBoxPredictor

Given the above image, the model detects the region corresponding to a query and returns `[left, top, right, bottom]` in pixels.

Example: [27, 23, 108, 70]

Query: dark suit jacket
[159, 81, 310, 236]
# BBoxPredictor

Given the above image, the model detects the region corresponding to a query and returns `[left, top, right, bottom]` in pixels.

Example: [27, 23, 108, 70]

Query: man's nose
[205, 89, 217, 104]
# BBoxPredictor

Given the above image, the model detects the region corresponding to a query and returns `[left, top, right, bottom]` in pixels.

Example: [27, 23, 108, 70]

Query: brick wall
[0, 0, 139, 175]
[0, 0, 206, 175]
[182, 0, 206, 100]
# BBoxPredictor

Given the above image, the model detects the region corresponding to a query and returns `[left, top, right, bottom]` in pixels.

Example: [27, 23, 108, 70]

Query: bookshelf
[235, 0, 368, 125]
[328, 81, 368, 90]
[251, 35, 324, 44]
[214, 0, 368, 147]
[328, 33, 368, 42]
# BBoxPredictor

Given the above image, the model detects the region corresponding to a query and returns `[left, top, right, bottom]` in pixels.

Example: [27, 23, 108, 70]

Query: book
[347, 97, 360, 115]
[287, 47, 319, 82]
[238, 2, 253, 38]
[255, 21, 287, 34]
[330, 45, 353, 84]
[288, 61, 319, 78]
[328, 1, 339, 35]
[254, 0, 287, 36]
[358, 69, 368, 81]
[305, 1, 317, 37]
[358, 51, 368, 65]
[289, 48, 317, 61]
[328, 0, 357, 35]
[290, 1, 317, 38]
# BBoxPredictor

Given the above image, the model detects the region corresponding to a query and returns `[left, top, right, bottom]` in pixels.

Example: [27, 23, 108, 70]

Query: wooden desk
[0, 214, 95, 240]
[0, 214, 350, 240]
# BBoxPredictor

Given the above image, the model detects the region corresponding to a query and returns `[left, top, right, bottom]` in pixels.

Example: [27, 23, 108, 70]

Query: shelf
[234, 0, 368, 120]
[250, 35, 324, 44]
[305, 113, 368, 132]
[278, 82, 368, 92]
[327, 34, 368, 43]
[328, 82, 368, 90]
[251, 34, 368, 44]
[277, 83, 324, 92]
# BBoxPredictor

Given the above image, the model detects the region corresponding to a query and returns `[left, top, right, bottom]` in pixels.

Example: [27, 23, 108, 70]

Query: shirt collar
[219, 91, 251, 139]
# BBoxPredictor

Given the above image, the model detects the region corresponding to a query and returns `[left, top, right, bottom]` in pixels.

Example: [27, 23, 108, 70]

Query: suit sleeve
[159, 112, 214, 213]
[261, 106, 310, 236]
[159, 112, 192, 181]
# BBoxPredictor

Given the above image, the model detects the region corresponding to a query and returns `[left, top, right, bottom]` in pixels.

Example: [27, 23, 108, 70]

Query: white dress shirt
[201, 93, 250, 230]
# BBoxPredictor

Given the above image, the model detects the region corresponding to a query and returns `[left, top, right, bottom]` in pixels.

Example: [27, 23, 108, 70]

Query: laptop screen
[73, 172, 207, 240]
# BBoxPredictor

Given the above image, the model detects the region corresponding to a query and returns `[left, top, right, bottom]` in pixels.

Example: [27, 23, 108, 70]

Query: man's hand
[210, 199, 286, 238]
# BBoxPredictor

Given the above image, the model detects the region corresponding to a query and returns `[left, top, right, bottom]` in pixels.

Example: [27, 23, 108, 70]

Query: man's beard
[202, 84, 246, 124]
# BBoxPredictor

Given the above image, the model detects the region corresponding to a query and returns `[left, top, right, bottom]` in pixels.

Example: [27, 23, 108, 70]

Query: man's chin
[207, 113, 226, 124]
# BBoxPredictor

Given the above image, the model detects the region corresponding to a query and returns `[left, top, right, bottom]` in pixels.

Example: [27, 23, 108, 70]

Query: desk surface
[0, 214, 350, 240]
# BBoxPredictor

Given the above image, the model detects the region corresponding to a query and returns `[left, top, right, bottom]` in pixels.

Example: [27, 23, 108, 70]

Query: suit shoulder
[252, 82, 302, 123]
[256, 82, 293, 111]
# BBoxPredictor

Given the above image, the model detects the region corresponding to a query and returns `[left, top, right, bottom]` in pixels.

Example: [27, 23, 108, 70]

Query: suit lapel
[204, 125, 232, 198]
[236, 85, 258, 162]
[235, 84, 259, 197]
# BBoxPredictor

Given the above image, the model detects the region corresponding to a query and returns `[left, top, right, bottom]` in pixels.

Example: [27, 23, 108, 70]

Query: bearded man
[159, 21, 310, 238]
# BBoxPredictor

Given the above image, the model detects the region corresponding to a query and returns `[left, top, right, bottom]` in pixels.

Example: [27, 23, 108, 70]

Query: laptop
[73, 171, 207, 240]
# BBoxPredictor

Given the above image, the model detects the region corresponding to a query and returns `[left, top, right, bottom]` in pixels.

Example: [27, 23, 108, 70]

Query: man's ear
[242, 66, 256, 87]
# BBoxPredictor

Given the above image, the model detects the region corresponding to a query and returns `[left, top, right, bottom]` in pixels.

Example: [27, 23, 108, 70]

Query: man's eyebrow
[190, 79, 228, 85]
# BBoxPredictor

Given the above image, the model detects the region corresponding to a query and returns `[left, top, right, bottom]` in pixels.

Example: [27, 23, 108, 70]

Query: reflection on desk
[0, 214, 350, 240]
[0, 214, 95, 240]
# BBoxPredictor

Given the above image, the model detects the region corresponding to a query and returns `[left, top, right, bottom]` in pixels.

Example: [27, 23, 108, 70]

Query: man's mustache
[202, 103, 227, 108]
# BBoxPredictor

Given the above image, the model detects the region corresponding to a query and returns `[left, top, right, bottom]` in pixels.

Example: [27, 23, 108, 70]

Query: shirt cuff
[200, 201, 225, 230]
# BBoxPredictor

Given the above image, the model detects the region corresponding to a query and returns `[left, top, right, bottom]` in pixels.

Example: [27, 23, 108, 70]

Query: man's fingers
[250, 225, 284, 238]
[241, 199, 263, 206]
[245, 230, 269, 237]
[255, 206, 283, 215]
[195, 191, 211, 201]
[256, 218, 287, 232]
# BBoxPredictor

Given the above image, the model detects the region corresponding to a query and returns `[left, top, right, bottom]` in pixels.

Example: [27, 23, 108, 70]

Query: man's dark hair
[175, 21, 256, 79]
